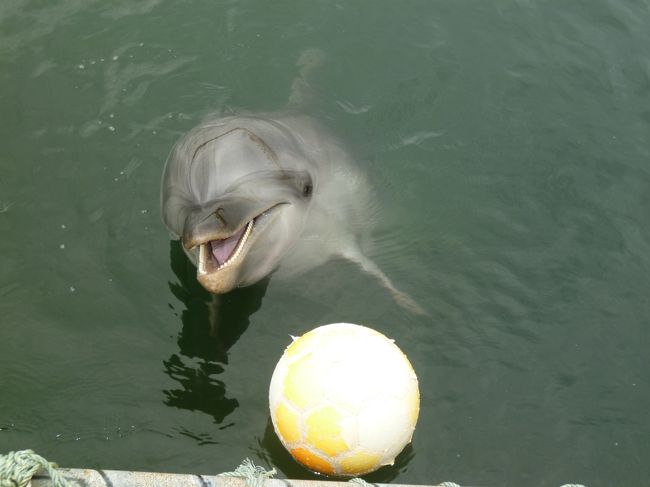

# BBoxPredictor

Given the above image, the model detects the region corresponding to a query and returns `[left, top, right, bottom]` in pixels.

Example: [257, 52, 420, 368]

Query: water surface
[1, 1, 649, 486]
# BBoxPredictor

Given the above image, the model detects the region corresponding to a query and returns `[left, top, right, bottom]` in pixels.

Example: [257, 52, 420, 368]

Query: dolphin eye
[302, 183, 313, 197]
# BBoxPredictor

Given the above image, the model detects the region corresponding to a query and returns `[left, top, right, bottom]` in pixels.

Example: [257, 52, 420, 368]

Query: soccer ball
[269, 323, 419, 476]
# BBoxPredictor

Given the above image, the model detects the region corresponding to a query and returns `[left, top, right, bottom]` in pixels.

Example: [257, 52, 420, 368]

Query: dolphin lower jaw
[195, 220, 253, 294]
[197, 219, 254, 274]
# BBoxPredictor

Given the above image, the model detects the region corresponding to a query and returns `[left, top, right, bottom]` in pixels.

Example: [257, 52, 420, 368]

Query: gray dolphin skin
[160, 51, 424, 314]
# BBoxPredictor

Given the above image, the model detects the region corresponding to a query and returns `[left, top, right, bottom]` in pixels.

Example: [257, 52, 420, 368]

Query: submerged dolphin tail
[287, 48, 326, 109]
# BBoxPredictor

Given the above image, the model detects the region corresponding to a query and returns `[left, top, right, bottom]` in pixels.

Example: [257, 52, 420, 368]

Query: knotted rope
[0, 450, 73, 487]
[219, 458, 277, 487]
[349, 478, 372, 486]
[0, 451, 587, 487]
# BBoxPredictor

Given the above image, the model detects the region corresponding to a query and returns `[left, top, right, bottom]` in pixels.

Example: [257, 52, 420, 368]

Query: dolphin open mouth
[187, 202, 285, 286]
[198, 219, 254, 274]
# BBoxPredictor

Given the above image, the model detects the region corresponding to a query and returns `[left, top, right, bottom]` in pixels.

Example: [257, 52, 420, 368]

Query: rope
[0, 450, 587, 487]
[349, 478, 371, 486]
[0, 450, 74, 487]
[219, 458, 277, 487]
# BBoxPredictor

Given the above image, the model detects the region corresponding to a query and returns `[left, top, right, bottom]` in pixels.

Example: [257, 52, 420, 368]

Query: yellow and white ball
[269, 323, 419, 476]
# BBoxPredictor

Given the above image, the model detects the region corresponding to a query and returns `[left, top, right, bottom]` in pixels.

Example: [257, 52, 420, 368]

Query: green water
[1, 1, 649, 485]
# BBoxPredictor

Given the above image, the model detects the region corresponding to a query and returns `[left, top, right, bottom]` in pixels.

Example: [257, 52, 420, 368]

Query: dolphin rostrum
[161, 52, 424, 314]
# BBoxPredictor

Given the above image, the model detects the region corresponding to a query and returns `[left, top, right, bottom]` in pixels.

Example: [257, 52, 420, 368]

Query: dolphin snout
[182, 196, 283, 250]
[182, 207, 230, 250]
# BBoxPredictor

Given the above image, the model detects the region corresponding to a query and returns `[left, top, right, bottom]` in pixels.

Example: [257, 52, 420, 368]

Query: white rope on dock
[218, 459, 277, 487]
[0, 450, 588, 487]
[0, 450, 73, 487]
[29, 469, 471, 487]
[27, 469, 587, 487]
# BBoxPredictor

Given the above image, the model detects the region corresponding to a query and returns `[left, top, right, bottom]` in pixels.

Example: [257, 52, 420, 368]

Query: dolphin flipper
[340, 245, 427, 316]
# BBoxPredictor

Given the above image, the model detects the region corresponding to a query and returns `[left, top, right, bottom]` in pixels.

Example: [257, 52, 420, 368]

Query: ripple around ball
[269, 323, 419, 477]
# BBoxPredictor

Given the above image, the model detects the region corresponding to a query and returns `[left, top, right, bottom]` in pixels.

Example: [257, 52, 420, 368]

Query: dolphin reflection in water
[161, 51, 423, 315]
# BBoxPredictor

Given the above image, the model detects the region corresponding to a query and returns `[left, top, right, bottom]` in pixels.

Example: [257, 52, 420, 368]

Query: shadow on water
[163, 240, 269, 424]
[255, 418, 415, 482]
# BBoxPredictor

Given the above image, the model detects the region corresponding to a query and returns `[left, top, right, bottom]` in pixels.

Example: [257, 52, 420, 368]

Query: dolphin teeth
[198, 242, 208, 275]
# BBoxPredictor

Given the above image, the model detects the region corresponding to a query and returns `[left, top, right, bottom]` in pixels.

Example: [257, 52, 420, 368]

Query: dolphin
[161, 51, 424, 314]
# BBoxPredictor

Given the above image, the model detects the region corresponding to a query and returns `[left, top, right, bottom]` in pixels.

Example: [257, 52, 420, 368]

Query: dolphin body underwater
[161, 51, 423, 314]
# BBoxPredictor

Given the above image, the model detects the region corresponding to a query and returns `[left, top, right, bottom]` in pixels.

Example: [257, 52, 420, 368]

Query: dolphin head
[162, 125, 314, 294]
